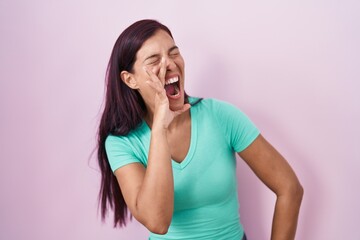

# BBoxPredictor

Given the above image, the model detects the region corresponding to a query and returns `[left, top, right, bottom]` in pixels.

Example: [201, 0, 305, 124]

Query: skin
[239, 137, 303, 239]
[116, 30, 303, 238]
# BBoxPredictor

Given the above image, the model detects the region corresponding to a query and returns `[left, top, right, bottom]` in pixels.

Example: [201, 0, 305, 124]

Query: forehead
[136, 30, 175, 59]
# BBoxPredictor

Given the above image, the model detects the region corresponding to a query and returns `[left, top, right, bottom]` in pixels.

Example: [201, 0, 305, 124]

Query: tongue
[165, 84, 176, 96]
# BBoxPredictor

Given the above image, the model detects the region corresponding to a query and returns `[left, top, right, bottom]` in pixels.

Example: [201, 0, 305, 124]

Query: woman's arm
[114, 58, 190, 234]
[238, 134, 303, 240]
[114, 126, 173, 234]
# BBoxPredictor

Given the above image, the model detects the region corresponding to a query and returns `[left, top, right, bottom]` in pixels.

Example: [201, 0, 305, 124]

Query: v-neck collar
[171, 106, 197, 170]
[142, 106, 197, 170]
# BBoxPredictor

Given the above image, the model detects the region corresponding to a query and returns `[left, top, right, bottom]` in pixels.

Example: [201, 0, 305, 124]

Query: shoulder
[105, 121, 149, 151]
[191, 97, 242, 114]
[189, 97, 230, 107]
[105, 134, 129, 153]
[105, 124, 150, 171]
[194, 98, 258, 132]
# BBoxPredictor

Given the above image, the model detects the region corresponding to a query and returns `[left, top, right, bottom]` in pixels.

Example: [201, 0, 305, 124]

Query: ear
[120, 71, 138, 89]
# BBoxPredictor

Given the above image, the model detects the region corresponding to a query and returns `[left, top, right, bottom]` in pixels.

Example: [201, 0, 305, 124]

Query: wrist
[151, 123, 168, 133]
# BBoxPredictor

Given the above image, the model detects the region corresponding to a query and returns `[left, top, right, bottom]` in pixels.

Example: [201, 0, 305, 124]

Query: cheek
[150, 65, 161, 75]
[176, 57, 185, 70]
[133, 65, 157, 83]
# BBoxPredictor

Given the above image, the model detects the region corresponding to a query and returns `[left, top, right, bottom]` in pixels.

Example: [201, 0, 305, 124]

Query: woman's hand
[143, 57, 190, 129]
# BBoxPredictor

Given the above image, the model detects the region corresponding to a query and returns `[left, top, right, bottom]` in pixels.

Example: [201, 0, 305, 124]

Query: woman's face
[129, 30, 185, 112]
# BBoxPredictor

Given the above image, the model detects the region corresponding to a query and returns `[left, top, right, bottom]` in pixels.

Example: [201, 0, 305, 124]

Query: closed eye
[169, 46, 180, 56]
[145, 56, 161, 65]
[170, 52, 179, 57]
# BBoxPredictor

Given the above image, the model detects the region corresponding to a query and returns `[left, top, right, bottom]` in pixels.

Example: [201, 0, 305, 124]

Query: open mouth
[164, 76, 180, 98]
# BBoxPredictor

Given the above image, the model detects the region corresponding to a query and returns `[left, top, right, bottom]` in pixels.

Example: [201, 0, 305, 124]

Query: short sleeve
[212, 99, 260, 152]
[105, 134, 141, 172]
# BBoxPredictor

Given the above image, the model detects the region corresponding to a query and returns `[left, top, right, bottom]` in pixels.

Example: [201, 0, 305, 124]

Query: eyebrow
[143, 45, 179, 63]
[169, 45, 179, 53]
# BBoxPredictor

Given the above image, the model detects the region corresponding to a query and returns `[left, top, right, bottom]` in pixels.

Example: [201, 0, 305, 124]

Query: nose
[164, 56, 176, 71]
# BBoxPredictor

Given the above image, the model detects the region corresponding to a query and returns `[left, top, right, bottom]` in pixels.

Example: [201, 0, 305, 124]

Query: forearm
[271, 186, 303, 240]
[136, 126, 174, 230]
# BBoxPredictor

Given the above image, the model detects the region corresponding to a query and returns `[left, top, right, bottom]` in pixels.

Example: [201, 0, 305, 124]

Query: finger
[146, 80, 168, 102]
[143, 66, 161, 84]
[158, 57, 167, 83]
[144, 68, 167, 103]
[173, 103, 191, 116]
[146, 80, 165, 93]
[143, 66, 152, 78]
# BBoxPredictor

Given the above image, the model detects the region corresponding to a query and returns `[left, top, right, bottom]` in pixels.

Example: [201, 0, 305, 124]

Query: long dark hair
[97, 19, 192, 228]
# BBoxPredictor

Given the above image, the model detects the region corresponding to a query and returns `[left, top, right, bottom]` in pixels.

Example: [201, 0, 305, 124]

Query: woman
[97, 19, 303, 240]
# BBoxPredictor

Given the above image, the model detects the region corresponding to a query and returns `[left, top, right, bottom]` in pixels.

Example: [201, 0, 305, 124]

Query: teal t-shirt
[105, 98, 260, 240]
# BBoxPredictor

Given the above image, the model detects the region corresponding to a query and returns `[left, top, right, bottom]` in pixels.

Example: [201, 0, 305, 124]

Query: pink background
[1, 0, 359, 239]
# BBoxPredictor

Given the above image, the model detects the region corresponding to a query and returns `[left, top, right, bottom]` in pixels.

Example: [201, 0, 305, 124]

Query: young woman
[97, 19, 303, 240]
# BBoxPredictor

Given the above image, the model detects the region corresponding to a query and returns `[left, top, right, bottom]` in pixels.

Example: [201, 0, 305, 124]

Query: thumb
[173, 103, 191, 116]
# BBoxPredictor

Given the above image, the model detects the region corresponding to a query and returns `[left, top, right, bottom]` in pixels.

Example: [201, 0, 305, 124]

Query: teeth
[165, 76, 179, 85]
